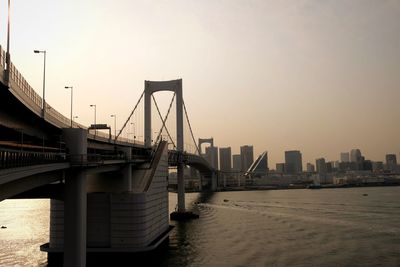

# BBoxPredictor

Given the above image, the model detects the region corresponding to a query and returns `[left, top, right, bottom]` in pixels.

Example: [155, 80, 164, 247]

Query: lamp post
[34, 50, 46, 117]
[90, 104, 96, 137]
[65, 86, 73, 127]
[5, 0, 11, 75]
[110, 114, 116, 141]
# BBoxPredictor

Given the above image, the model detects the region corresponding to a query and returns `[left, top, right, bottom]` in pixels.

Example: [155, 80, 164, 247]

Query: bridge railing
[0, 45, 5, 82]
[45, 103, 72, 128]
[67, 152, 149, 166]
[8, 62, 43, 115]
[0, 148, 66, 169]
[1, 49, 144, 146]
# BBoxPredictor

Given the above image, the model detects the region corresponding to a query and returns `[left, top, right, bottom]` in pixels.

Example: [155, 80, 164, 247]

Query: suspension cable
[183, 100, 201, 155]
[116, 90, 145, 141]
[152, 93, 177, 148]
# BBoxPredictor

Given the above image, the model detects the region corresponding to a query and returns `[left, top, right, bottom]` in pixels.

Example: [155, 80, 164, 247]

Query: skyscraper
[285, 150, 302, 174]
[386, 154, 397, 172]
[350, 149, 362, 162]
[232, 154, 241, 172]
[340, 152, 350, 163]
[240, 145, 254, 172]
[306, 163, 315, 172]
[316, 158, 327, 174]
[205, 146, 218, 169]
[219, 147, 232, 172]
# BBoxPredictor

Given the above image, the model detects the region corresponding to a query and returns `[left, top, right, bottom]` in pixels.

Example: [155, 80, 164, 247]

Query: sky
[1, 0, 399, 167]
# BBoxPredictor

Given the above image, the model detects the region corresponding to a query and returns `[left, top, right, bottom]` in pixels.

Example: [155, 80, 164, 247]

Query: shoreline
[169, 182, 400, 193]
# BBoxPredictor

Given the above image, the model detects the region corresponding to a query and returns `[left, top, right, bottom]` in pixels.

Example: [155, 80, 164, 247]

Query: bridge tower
[198, 138, 214, 154]
[198, 137, 218, 190]
[144, 79, 186, 212]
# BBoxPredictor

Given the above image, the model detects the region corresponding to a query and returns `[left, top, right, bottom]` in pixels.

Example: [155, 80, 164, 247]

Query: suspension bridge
[0, 44, 217, 266]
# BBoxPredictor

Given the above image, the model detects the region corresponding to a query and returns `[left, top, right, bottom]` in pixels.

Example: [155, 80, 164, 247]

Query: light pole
[65, 86, 73, 127]
[34, 50, 46, 117]
[5, 0, 11, 76]
[110, 114, 116, 141]
[90, 104, 96, 137]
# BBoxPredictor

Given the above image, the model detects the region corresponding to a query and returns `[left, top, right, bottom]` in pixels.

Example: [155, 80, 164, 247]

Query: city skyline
[1, 0, 399, 166]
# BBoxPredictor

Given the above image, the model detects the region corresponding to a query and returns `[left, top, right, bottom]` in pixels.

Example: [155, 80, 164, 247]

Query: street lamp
[90, 104, 96, 137]
[34, 50, 46, 117]
[5, 0, 11, 73]
[65, 86, 73, 127]
[110, 114, 116, 140]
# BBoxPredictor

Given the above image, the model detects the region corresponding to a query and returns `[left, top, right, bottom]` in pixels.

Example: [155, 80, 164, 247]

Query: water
[1, 187, 399, 266]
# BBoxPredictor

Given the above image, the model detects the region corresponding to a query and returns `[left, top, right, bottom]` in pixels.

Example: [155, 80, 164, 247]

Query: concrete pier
[62, 128, 87, 267]
[64, 170, 87, 267]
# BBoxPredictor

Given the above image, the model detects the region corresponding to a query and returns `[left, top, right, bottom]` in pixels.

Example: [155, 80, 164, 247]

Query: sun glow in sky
[1, 0, 399, 167]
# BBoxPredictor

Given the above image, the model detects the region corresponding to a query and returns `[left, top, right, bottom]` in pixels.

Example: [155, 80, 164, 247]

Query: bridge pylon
[144, 80, 188, 215]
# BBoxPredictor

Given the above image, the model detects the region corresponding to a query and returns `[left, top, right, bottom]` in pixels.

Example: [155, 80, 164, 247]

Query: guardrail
[0, 45, 5, 71]
[0, 148, 66, 169]
[9, 62, 43, 111]
[0, 47, 145, 145]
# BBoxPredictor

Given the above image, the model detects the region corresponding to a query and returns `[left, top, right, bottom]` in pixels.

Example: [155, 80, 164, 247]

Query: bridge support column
[199, 175, 203, 191]
[121, 147, 132, 191]
[177, 162, 185, 212]
[64, 170, 87, 267]
[62, 128, 87, 267]
[211, 173, 217, 191]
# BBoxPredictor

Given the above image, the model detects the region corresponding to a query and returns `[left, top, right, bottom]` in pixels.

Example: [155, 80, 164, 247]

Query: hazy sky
[1, 0, 399, 167]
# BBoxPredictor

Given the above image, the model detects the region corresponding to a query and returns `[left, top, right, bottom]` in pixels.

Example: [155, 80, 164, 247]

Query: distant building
[386, 154, 397, 172]
[340, 152, 350, 163]
[219, 147, 232, 172]
[338, 161, 351, 171]
[205, 146, 218, 169]
[240, 145, 254, 172]
[285, 150, 302, 174]
[363, 160, 373, 171]
[333, 161, 340, 169]
[350, 149, 362, 163]
[246, 151, 268, 177]
[306, 163, 315, 172]
[276, 163, 285, 173]
[326, 162, 333, 173]
[316, 158, 327, 174]
[350, 149, 363, 170]
[372, 161, 384, 172]
[232, 154, 241, 172]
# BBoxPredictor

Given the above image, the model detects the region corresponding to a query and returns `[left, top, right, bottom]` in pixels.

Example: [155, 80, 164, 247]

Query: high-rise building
[363, 160, 373, 171]
[205, 146, 218, 169]
[350, 149, 362, 163]
[285, 150, 302, 174]
[219, 147, 232, 172]
[306, 163, 315, 172]
[232, 154, 241, 172]
[240, 145, 254, 172]
[316, 158, 327, 174]
[276, 163, 285, 173]
[350, 149, 363, 170]
[340, 152, 350, 163]
[386, 154, 397, 172]
[326, 162, 333, 173]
